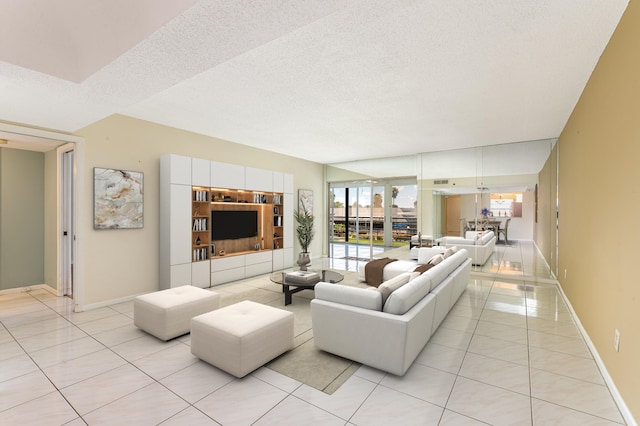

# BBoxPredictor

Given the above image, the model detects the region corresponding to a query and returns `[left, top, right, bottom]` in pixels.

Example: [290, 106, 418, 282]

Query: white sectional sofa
[311, 249, 471, 376]
[438, 231, 496, 265]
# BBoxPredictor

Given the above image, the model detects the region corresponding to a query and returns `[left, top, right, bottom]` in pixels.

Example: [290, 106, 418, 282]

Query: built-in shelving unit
[272, 194, 283, 249]
[208, 188, 283, 258]
[192, 187, 210, 262]
[160, 154, 294, 290]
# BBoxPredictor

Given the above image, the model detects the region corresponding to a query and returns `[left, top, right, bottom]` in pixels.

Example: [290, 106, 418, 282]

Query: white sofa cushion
[315, 282, 382, 311]
[383, 272, 432, 315]
[377, 272, 414, 305]
[444, 246, 458, 258]
[480, 231, 494, 244]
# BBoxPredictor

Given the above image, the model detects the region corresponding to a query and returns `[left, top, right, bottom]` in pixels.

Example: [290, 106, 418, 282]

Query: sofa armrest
[416, 247, 446, 264]
[442, 237, 472, 246]
[311, 292, 436, 376]
[314, 282, 382, 311]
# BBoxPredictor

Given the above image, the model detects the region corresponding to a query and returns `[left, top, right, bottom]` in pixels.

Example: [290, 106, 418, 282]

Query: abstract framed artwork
[94, 167, 144, 229]
[298, 189, 313, 213]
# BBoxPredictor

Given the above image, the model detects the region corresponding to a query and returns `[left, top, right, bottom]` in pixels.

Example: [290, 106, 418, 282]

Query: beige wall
[557, 0, 639, 419]
[535, 142, 558, 273]
[75, 114, 324, 306]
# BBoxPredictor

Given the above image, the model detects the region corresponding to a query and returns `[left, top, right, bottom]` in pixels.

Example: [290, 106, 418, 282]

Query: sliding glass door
[329, 179, 417, 254]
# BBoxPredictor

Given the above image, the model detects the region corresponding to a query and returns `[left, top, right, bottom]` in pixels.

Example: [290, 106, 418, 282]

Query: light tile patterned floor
[0, 241, 628, 425]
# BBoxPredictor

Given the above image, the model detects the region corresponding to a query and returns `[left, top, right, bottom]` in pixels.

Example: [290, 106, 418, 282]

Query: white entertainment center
[160, 154, 294, 289]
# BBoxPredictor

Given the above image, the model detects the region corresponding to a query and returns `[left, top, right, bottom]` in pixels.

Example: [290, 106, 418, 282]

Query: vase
[297, 252, 311, 271]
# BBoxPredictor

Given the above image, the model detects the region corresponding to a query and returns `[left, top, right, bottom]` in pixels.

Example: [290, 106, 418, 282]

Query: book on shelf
[193, 247, 208, 261]
[192, 218, 207, 231]
[194, 191, 208, 202]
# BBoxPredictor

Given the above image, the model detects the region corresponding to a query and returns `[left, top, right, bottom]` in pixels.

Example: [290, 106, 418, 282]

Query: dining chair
[497, 218, 511, 244]
[460, 218, 470, 235]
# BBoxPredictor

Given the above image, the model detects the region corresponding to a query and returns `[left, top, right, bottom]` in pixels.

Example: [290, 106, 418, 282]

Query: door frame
[58, 144, 75, 297]
[0, 123, 85, 310]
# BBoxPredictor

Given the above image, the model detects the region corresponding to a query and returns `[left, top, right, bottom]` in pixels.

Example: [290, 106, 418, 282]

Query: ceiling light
[0, 139, 8, 145]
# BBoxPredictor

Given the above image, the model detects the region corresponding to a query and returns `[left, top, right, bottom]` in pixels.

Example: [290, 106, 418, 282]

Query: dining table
[468, 218, 504, 235]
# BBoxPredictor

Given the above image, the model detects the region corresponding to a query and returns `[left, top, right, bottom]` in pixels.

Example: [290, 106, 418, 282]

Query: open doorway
[0, 124, 82, 307]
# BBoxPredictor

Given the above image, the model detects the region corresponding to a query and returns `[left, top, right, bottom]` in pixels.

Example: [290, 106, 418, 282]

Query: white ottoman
[190, 300, 294, 378]
[134, 286, 220, 341]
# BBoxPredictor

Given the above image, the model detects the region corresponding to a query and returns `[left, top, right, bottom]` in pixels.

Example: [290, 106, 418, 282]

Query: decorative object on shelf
[93, 167, 144, 229]
[211, 243, 216, 256]
[195, 235, 201, 245]
[219, 250, 225, 256]
[294, 197, 314, 271]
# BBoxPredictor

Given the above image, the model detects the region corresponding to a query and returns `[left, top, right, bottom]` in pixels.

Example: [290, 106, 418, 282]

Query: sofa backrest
[315, 282, 382, 311]
[383, 248, 468, 315]
[383, 272, 431, 315]
[442, 236, 468, 246]
[479, 231, 494, 245]
[465, 231, 482, 239]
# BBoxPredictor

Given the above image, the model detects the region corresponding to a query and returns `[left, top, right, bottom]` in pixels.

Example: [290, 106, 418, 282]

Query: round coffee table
[270, 269, 344, 305]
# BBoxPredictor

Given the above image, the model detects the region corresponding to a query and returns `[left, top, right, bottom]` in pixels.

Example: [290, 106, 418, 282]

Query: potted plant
[294, 204, 315, 270]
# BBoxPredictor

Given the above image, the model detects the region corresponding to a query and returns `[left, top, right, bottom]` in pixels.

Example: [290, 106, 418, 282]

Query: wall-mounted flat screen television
[211, 210, 258, 240]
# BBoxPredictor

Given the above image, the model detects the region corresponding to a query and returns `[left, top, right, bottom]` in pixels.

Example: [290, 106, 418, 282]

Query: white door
[61, 149, 74, 296]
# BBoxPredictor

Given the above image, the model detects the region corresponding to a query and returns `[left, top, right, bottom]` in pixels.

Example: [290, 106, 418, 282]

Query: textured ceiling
[0, 0, 629, 164]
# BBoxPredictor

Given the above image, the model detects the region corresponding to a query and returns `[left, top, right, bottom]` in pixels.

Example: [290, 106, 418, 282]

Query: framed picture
[94, 167, 144, 229]
[298, 189, 313, 213]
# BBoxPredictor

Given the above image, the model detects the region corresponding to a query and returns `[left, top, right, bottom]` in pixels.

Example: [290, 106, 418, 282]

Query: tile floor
[0, 241, 628, 425]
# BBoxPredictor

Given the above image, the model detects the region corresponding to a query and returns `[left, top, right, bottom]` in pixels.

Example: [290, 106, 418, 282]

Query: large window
[329, 179, 417, 247]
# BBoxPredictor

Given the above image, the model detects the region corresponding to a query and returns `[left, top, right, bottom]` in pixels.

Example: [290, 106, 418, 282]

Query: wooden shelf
[192, 188, 211, 262]
[191, 184, 285, 261]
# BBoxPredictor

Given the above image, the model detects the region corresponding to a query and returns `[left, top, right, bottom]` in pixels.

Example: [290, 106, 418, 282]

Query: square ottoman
[190, 300, 294, 378]
[134, 285, 220, 341]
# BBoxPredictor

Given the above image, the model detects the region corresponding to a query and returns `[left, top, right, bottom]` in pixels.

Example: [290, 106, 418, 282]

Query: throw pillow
[413, 263, 435, 274]
[377, 273, 411, 305]
[408, 271, 421, 281]
[444, 246, 458, 258]
[428, 254, 445, 265]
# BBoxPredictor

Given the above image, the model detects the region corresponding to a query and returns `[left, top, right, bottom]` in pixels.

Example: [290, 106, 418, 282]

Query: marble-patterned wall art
[298, 189, 313, 213]
[94, 168, 144, 229]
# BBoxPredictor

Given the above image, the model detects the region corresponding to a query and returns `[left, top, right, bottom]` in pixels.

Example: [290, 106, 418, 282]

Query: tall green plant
[294, 204, 315, 253]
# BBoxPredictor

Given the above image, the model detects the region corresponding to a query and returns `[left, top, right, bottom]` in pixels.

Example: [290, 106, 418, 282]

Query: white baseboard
[0, 283, 57, 296]
[556, 283, 637, 426]
[81, 294, 139, 312]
